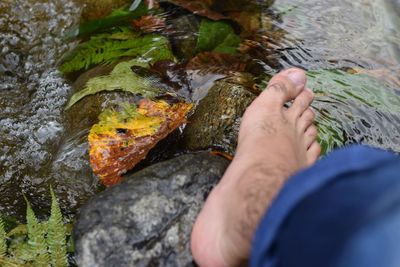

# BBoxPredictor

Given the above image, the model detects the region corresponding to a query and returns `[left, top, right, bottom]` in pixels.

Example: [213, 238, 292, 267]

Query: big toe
[254, 68, 307, 110]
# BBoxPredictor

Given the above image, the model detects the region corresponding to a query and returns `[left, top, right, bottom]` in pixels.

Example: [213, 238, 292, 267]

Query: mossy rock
[183, 79, 256, 155]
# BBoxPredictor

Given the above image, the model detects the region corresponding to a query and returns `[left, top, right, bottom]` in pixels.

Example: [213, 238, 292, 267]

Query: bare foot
[191, 68, 321, 267]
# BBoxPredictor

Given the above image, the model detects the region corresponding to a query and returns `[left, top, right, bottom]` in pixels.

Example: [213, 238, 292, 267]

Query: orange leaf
[89, 99, 193, 186]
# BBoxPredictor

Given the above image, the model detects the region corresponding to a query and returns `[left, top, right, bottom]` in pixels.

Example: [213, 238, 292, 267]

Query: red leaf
[89, 99, 192, 186]
[132, 15, 166, 33]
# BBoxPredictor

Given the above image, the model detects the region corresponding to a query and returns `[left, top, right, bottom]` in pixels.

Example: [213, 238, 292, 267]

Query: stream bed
[0, 0, 399, 223]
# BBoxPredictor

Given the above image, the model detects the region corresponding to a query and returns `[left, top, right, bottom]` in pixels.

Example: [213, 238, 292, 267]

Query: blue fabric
[250, 145, 400, 267]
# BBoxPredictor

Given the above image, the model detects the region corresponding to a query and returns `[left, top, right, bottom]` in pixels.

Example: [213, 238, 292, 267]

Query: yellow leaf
[89, 99, 192, 186]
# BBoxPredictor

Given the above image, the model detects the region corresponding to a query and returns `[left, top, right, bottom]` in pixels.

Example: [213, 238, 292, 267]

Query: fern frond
[6, 225, 27, 238]
[47, 188, 67, 267]
[60, 28, 175, 74]
[66, 59, 161, 109]
[0, 216, 7, 258]
[0, 257, 23, 267]
[10, 241, 33, 266]
[24, 196, 50, 267]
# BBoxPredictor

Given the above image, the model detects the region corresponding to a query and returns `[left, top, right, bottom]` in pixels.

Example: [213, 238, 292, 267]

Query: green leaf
[60, 28, 175, 74]
[24, 197, 49, 267]
[78, 3, 149, 37]
[315, 110, 346, 155]
[307, 70, 400, 113]
[0, 257, 22, 267]
[7, 225, 27, 238]
[0, 216, 6, 258]
[66, 59, 161, 109]
[306, 69, 400, 154]
[214, 32, 242, 54]
[47, 188, 67, 267]
[196, 19, 241, 54]
[10, 239, 34, 265]
[0, 191, 70, 267]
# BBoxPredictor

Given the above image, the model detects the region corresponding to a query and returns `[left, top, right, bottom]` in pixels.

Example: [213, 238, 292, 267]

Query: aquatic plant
[0, 188, 69, 267]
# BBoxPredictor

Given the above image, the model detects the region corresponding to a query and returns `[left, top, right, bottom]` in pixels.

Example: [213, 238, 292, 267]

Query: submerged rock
[74, 152, 229, 267]
[167, 15, 200, 60]
[183, 79, 257, 155]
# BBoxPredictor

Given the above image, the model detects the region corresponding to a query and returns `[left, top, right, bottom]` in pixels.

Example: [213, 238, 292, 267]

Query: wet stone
[168, 15, 200, 60]
[183, 79, 257, 155]
[74, 152, 229, 267]
[0, 0, 83, 219]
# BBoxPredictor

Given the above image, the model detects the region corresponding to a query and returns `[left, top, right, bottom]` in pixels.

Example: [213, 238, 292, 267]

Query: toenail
[284, 69, 306, 88]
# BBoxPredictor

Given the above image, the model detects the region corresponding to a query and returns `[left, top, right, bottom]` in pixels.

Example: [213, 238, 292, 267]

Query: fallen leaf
[131, 15, 166, 33]
[196, 19, 241, 54]
[227, 11, 261, 34]
[348, 68, 400, 88]
[186, 52, 248, 75]
[79, 4, 149, 37]
[66, 59, 160, 109]
[89, 99, 193, 186]
[210, 151, 233, 161]
[162, 0, 228, 20]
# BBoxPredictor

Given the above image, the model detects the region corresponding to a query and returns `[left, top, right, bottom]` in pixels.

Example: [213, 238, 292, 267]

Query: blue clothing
[251, 145, 400, 267]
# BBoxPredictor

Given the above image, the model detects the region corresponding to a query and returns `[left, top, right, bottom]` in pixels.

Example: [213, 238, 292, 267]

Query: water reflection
[0, 0, 399, 220]
[268, 0, 400, 72]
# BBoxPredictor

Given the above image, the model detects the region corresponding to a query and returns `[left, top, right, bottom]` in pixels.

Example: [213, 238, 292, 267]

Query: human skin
[191, 68, 321, 267]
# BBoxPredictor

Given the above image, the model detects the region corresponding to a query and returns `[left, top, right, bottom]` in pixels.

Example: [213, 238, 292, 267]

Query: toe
[304, 125, 318, 148]
[288, 88, 314, 118]
[307, 141, 321, 166]
[298, 108, 316, 133]
[255, 68, 307, 110]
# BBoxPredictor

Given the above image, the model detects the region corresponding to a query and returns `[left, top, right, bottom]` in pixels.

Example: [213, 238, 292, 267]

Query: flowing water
[0, 0, 399, 220]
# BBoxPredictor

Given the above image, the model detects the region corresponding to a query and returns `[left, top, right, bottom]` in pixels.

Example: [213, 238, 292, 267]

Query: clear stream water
[0, 0, 399, 219]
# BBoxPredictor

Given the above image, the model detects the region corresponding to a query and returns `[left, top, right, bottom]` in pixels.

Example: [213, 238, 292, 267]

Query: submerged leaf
[162, 0, 227, 20]
[66, 59, 160, 109]
[196, 19, 241, 54]
[306, 70, 400, 153]
[79, 3, 149, 37]
[60, 28, 174, 74]
[308, 70, 400, 114]
[89, 99, 193, 186]
[131, 15, 166, 33]
[186, 52, 248, 75]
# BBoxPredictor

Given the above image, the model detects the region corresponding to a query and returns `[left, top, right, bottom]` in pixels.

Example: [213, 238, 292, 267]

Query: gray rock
[74, 152, 229, 267]
[183, 80, 257, 155]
